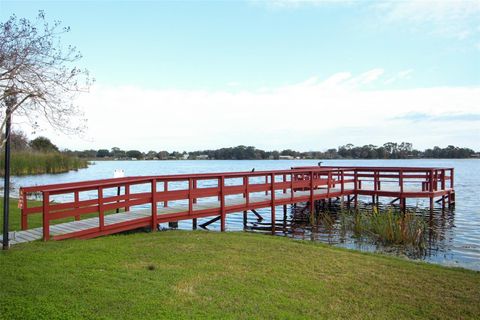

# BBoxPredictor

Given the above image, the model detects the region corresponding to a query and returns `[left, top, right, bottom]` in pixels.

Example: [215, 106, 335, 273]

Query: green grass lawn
[1, 230, 479, 319]
[1, 198, 44, 231]
[1, 198, 479, 319]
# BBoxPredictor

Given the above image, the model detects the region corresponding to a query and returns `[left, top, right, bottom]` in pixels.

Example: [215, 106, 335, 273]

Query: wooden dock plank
[25, 228, 43, 237]
[21, 231, 42, 241]
[51, 225, 75, 236]
[12, 232, 36, 242]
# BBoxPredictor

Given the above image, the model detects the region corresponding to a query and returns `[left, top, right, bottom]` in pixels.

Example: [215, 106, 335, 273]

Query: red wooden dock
[2, 166, 455, 245]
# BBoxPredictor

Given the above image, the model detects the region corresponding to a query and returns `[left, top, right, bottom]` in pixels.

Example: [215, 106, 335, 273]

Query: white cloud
[259, 0, 480, 42]
[374, 0, 480, 40]
[397, 69, 413, 79]
[255, 0, 355, 8]
[347, 68, 384, 86]
[376, 0, 480, 24]
[384, 69, 414, 85]
[35, 69, 480, 152]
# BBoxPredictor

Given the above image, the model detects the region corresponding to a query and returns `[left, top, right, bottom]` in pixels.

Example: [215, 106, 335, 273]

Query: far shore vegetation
[3, 133, 477, 177]
[0, 132, 88, 176]
[72, 142, 478, 161]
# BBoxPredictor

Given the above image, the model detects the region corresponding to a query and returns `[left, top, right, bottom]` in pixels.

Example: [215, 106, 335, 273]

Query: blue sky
[1, 0, 479, 151]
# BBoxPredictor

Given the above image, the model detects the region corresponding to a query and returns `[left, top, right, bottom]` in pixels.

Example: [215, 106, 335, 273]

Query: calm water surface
[11, 159, 480, 271]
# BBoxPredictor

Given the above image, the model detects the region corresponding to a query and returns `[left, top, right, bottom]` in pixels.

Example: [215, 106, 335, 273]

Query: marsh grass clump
[340, 207, 427, 248]
[317, 211, 335, 228]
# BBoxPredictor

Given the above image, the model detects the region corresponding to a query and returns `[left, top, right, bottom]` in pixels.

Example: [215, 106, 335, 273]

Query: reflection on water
[9, 159, 480, 271]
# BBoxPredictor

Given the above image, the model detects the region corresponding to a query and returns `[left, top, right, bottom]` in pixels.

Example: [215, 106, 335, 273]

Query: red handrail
[19, 166, 454, 240]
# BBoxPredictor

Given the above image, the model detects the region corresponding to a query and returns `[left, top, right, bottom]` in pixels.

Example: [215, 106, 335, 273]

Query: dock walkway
[1, 166, 454, 246]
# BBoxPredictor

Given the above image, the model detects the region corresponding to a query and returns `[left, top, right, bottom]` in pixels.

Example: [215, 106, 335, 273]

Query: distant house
[196, 155, 209, 160]
[279, 155, 294, 160]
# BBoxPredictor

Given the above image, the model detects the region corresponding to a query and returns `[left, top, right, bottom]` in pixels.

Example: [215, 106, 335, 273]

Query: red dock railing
[18, 166, 455, 241]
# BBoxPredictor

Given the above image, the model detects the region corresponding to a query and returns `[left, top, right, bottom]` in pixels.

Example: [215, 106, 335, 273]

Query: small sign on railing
[114, 169, 125, 178]
[18, 190, 23, 209]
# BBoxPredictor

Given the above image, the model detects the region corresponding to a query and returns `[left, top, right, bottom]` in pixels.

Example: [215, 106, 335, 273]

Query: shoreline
[1, 197, 478, 273]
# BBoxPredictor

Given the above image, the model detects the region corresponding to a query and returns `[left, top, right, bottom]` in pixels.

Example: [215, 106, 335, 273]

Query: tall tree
[29, 136, 58, 152]
[0, 11, 92, 146]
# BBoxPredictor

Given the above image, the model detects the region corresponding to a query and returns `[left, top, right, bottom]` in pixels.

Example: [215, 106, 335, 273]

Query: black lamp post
[2, 88, 16, 250]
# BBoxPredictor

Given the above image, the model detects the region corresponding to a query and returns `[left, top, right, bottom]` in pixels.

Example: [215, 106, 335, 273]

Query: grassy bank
[0, 232, 479, 319]
[0, 198, 40, 232]
[1, 199, 479, 319]
[0, 152, 88, 176]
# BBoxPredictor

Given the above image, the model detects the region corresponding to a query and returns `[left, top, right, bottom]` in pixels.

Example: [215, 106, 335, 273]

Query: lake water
[10, 159, 480, 271]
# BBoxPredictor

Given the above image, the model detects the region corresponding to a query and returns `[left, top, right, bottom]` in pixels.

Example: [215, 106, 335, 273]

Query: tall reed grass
[339, 207, 427, 248]
[0, 152, 89, 176]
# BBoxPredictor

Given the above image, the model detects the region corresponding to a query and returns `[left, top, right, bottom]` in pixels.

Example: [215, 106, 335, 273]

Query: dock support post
[270, 173, 276, 235]
[400, 198, 406, 213]
[98, 187, 104, 231]
[151, 179, 157, 232]
[271, 205, 276, 235]
[20, 189, 28, 230]
[243, 210, 247, 229]
[42, 192, 50, 241]
[164, 181, 168, 207]
[125, 184, 130, 211]
[74, 191, 81, 221]
[192, 218, 197, 230]
[309, 171, 315, 224]
[429, 197, 434, 213]
[220, 176, 226, 232]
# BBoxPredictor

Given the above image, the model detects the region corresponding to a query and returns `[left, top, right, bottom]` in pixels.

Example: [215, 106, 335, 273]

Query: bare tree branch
[0, 11, 93, 146]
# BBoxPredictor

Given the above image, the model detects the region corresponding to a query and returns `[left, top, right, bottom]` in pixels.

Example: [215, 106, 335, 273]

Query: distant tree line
[65, 142, 478, 160]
